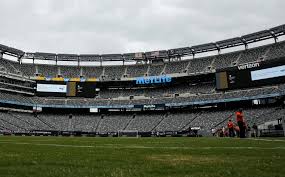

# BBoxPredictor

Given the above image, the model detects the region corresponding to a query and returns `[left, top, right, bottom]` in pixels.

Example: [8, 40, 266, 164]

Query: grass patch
[0, 136, 284, 177]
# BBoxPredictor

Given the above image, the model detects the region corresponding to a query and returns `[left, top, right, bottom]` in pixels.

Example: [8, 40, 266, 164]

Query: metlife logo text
[136, 75, 172, 85]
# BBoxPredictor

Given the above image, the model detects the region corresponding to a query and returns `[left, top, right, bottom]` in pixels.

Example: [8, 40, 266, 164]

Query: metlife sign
[136, 75, 172, 85]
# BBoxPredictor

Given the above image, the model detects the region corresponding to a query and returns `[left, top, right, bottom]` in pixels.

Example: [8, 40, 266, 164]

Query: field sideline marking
[248, 138, 285, 142]
[0, 141, 284, 150]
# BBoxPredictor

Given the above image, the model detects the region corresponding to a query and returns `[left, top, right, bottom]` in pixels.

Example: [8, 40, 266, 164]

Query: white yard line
[248, 138, 285, 142]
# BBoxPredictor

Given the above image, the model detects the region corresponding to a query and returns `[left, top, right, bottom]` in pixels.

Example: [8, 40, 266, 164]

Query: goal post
[118, 130, 139, 138]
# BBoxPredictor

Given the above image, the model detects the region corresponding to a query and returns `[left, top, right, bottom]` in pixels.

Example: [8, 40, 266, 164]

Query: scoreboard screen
[216, 57, 285, 90]
[251, 65, 285, 81]
[215, 72, 229, 89]
[36, 81, 96, 98]
[36, 84, 67, 93]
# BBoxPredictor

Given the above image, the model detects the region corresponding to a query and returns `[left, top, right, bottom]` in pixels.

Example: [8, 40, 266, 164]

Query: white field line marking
[248, 138, 285, 142]
[0, 141, 284, 150]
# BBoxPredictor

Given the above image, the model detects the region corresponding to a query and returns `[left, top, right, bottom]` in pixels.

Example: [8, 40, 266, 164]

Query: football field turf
[0, 136, 284, 177]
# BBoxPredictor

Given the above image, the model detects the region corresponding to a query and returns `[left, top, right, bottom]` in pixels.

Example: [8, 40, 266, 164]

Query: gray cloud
[0, 0, 284, 54]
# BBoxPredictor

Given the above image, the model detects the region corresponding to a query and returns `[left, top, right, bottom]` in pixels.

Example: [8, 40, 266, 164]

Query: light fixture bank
[135, 75, 172, 85]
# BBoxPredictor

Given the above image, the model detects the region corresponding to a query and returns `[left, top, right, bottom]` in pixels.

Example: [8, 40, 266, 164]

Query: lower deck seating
[0, 106, 282, 135]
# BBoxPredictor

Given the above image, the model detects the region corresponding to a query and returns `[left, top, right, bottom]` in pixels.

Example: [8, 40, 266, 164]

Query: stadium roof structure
[215, 37, 244, 49]
[79, 54, 101, 61]
[270, 24, 285, 36]
[122, 53, 137, 60]
[145, 50, 168, 59]
[168, 47, 192, 56]
[34, 52, 57, 60]
[0, 44, 24, 57]
[1, 24, 285, 62]
[191, 43, 217, 54]
[241, 30, 273, 43]
[57, 54, 79, 61]
[101, 54, 123, 61]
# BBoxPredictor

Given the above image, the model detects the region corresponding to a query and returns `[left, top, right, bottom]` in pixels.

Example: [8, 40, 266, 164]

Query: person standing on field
[252, 123, 258, 137]
[236, 109, 246, 138]
[227, 119, 234, 137]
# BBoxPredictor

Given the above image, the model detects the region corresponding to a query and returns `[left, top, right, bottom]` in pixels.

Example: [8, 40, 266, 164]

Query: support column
[35, 65, 38, 75]
[282, 111, 285, 137]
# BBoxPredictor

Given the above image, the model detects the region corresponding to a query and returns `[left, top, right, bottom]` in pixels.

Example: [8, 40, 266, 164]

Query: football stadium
[0, 1, 285, 177]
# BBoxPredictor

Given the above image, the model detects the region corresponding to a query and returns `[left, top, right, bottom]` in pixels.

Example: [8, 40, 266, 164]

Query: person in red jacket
[227, 119, 234, 137]
[236, 108, 245, 138]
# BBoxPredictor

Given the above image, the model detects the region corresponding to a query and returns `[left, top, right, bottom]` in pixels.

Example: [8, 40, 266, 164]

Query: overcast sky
[0, 0, 284, 54]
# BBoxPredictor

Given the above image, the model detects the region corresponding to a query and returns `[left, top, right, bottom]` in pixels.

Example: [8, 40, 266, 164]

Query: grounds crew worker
[227, 119, 234, 137]
[236, 109, 246, 138]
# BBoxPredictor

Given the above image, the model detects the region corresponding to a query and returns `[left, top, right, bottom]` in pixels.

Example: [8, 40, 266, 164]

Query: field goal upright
[118, 130, 139, 138]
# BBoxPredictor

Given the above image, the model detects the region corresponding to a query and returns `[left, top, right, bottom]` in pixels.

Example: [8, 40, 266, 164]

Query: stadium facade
[0, 24, 285, 137]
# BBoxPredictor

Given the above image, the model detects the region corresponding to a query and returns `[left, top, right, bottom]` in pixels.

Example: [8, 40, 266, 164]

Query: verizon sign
[238, 62, 260, 70]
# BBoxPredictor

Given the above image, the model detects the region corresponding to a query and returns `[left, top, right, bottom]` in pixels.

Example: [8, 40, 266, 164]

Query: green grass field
[0, 136, 284, 177]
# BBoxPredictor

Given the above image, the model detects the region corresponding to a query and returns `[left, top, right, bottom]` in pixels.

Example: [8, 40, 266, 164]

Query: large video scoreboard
[216, 57, 285, 90]
[36, 81, 96, 97]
